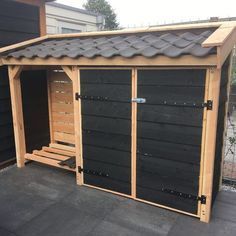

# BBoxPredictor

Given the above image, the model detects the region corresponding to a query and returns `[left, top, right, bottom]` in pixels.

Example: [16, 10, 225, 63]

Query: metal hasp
[78, 166, 109, 178]
[202, 100, 213, 110]
[132, 98, 146, 104]
[75, 93, 109, 101]
[162, 188, 206, 204]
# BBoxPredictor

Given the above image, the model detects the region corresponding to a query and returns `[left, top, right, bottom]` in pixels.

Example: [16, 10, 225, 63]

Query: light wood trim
[200, 67, 221, 223]
[219, 53, 234, 189]
[48, 21, 235, 39]
[49, 143, 75, 152]
[2, 54, 217, 67]
[25, 153, 76, 172]
[131, 68, 137, 199]
[198, 69, 210, 217]
[0, 36, 48, 54]
[62, 66, 83, 185]
[202, 24, 236, 47]
[135, 198, 199, 218]
[8, 66, 26, 168]
[216, 28, 236, 68]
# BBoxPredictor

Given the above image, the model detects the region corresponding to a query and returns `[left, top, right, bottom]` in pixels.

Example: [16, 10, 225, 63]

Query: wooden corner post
[8, 65, 26, 168]
[62, 66, 83, 185]
[200, 67, 221, 223]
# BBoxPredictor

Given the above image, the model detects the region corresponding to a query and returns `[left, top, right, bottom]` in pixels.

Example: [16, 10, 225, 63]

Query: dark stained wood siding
[0, 0, 41, 166]
[80, 70, 132, 195]
[136, 69, 206, 214]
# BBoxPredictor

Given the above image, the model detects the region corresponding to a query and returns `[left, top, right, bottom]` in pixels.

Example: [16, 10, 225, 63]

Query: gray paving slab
[62, 186, 125, 218]
[0, 163, 236, 236]
[16, 202, 103, 236]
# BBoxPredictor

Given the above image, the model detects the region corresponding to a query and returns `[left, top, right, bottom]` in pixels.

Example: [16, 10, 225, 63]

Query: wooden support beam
[8, 66, 26, 168]
[39, 1, 47, 36]
[131, 68, 137, 199]
[200, 67, 221, 223]
[62, 66, 83, 185]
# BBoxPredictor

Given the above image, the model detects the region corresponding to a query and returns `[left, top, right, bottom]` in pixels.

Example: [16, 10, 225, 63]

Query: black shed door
[80, 70, 132, 195]
[136, 69, 206, 214]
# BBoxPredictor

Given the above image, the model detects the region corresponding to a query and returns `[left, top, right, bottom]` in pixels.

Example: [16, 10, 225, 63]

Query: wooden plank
[50, 84, 73, 94]
[47, 70, 54, 143]
[198, 69, 210, 217]
[72, 66, 83, 185]
[52, 112, 74, 123]
[216, 28, 236, 68]
[203, 24, 236, 47]
[8, 65, 25, 168]
[54, 132, 75, 144]
[200, 67, 221, 223]
[49, 143, 75, 152]
[2, 54, 217, 67]
[131, 68, 137, 199]
[33, 150, 69, 161]
[51, 92, 73, 103]
[51, 103, 73, 113]
[53, 122, 75, 134]
[42, 146, 75, 156]
[25, 153, 75, 172]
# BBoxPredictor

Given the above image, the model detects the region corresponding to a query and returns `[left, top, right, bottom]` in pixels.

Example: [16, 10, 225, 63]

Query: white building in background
[46, 2, 105, 34]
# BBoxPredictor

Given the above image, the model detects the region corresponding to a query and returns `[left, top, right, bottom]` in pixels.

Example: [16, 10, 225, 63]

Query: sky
[56, 0, 236, 28]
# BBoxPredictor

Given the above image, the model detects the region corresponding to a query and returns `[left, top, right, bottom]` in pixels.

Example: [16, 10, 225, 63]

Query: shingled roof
[2, 29, 216, 60]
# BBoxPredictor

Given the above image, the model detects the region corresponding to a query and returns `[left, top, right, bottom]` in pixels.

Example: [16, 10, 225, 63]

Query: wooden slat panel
[25, 153, 75, 172]
[51, 103, 73, 113]
[54, 132, 75, 144]
[51, 92, 73, 103]
[52, 112, 74, 123]
[53, 122, 75, 134]
[49, 72, 71, 83]
[49, 143, 75, 152]
[50, 83, 73, 93]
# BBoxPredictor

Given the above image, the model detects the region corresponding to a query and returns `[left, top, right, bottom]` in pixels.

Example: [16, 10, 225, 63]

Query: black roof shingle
[3, 29, 216, 59]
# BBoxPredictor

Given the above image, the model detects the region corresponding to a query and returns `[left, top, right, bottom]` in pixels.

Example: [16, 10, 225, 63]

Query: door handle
[132, 98, 146, 104]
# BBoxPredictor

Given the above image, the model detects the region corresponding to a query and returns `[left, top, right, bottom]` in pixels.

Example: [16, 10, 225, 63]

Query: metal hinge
[202, 100, 213, 110]
[78, 166, 109, 178]
[75, 93, 109, 101]
[161, 188, 206, 204]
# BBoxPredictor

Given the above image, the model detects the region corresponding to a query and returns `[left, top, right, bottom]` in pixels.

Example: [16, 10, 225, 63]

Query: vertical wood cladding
[212, 58, 230, 204]
[0, 0, 40, 165]
[21, 71, 50, 153]
[80, 70, 132, 195]
[136, 69, 206, 214]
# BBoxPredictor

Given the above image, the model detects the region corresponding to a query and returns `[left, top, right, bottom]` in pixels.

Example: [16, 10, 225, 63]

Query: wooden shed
[0, 21, 236, 223]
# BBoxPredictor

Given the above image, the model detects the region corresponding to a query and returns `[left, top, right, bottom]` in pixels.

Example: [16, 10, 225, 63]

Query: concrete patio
[0, 162, 236, 236]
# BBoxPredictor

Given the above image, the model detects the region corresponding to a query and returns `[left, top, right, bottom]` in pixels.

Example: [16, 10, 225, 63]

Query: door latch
[132, 98, 146, 104]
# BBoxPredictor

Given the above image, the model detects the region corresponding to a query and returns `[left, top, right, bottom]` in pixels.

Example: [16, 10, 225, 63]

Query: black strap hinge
[78, 166, 109, 178]
[202, 100, 213, 110]
[162, 188, 206, 204]
[75, 93, 108, 101]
